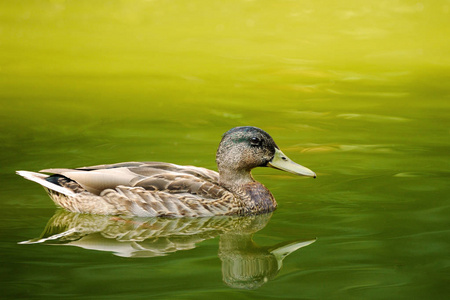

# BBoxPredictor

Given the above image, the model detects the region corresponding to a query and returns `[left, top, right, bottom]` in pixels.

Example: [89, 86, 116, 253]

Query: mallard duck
[17, 126, 316, 217]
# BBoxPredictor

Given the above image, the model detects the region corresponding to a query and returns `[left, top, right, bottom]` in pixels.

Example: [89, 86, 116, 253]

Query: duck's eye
[250, 137, 262, 147]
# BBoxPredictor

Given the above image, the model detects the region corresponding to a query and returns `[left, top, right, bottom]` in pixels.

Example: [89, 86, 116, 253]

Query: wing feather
[24, 161, 235, 217]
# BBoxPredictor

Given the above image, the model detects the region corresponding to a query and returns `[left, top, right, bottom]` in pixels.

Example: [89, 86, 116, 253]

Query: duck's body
[18, 162, 275, 217]
[17, 127, 316, 217]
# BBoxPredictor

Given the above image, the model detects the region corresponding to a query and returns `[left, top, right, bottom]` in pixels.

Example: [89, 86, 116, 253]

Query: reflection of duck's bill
[267, 148, 316, 178]
[270, 239, 316, 258]
[270, 238, 317, 270]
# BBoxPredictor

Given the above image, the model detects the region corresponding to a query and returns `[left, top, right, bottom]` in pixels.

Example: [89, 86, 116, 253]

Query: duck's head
[216, 126, 316, 186]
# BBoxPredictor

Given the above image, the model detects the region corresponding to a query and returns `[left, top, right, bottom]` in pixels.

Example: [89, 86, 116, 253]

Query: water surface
[1, 1, 449, 299]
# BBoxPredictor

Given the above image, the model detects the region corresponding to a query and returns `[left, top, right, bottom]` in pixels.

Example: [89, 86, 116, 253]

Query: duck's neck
[219, 168, 255, 190]
[219, 168, 277, 214]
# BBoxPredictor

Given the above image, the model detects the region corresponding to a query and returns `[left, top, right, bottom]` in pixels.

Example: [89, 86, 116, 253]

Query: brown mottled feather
[36, 162, 244, 217]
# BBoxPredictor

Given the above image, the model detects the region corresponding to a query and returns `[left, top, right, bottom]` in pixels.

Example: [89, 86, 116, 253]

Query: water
[1, 0, 449, 299]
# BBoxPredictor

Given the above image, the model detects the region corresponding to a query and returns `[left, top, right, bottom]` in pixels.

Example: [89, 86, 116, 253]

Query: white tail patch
[16, 171, 76, 197]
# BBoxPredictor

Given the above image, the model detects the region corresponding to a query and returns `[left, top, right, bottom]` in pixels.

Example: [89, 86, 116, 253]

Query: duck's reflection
[21, 210, 315, 289]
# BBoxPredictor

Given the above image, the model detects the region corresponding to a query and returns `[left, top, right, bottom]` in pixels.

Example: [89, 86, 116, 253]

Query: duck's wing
[130, 162, 220, 185]
[75, 161, 220, 184]
[40, 162, 220, 194]
[35, 162, 238, 217]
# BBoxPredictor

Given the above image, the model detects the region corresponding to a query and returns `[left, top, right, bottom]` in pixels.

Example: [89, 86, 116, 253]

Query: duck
[17, 126, 316, 217]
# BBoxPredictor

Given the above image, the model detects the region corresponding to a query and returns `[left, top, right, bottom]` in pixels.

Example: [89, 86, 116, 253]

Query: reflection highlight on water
[20, 210, 315, 289]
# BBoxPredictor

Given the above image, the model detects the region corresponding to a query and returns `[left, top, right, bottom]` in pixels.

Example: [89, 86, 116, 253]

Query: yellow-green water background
[1, 0, 449, 299]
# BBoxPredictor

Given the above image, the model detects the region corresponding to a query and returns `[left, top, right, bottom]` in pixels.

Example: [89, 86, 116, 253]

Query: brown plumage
[17, 126, 316, 217]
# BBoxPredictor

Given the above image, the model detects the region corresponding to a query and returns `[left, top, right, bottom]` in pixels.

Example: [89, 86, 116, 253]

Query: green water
[1, 0, 449, 299]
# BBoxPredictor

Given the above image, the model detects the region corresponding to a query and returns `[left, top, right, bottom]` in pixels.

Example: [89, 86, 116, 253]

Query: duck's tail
[17, 171, 126, 215]
[16, 171, 76, 197]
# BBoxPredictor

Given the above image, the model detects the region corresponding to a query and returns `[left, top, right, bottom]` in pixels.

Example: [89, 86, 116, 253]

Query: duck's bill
[267, 148, 316, 178]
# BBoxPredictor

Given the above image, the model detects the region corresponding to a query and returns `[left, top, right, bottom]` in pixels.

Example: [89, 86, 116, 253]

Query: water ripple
[337, 113, 410, 122]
